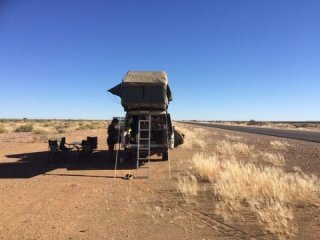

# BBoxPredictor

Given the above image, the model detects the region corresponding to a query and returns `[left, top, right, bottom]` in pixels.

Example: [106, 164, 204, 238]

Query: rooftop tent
[108, 83, 122, 97]
[108, 71, 172, 111]
[122, 71, 168, 86]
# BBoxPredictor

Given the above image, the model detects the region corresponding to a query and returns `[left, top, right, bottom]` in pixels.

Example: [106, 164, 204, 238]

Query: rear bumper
[124, 144, 168, 154]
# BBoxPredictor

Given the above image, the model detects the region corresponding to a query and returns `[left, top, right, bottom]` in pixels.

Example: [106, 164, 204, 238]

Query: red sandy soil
[0, 126, 320, 239]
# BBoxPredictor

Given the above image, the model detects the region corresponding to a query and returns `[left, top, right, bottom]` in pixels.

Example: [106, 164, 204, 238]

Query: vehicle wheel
[162, 151, 168, 161]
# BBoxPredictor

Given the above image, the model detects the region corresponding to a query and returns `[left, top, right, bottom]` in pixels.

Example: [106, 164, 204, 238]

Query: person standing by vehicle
[107, 118, 119, 159]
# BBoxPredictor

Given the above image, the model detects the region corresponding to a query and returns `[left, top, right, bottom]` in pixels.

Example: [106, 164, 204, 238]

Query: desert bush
[216, 140, 253, 155]
[62, 121, 71, 128]
[192, 153, 223, 181]
[55, 126, 65, 134]
[191, 152, 320, 237]
[177, 173, 198, 203]
[247, 119, 257, 125]
[37, 134, 49, 143]
[292, 166, 302, 173]
[42, 122, 51, 127]
[261, 152, 286, 166]
[270, 140, 290, 148]
[0, 126, 6, 133]
[76, 123, 95, 130]
[91, 121, 106, 129]
[224, 134, 242, 141]
[79, 121, 106, 130]
[174, 123, 209, 150]
[15, 124, 33, 132]
[33, 129, 48, 135]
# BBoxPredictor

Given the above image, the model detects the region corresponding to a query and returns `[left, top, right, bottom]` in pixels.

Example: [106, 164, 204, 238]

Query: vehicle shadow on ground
[1, 150, 143, 179]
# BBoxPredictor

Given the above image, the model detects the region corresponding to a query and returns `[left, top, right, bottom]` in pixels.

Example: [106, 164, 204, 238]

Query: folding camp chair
[48, 140, 60, 163]
[59, 137, 73, 151]
[79, 140, 92, 162]
[86, 136, 98, 152]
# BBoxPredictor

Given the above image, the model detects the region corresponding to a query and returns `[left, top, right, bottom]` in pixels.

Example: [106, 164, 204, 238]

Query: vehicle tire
[162, 151, 168, 161]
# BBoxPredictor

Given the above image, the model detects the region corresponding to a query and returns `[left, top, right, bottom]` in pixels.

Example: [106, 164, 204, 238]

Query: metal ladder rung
[137, 115, 151, 178]
[139, 120, 150, 122]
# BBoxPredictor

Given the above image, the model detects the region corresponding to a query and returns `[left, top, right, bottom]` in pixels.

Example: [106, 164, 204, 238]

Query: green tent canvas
[108, 71, 172, 111]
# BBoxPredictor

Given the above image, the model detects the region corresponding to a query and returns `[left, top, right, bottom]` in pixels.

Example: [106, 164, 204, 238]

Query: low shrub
[15, 124, 33, 132]
[0, 126, 6, 133]
[270, 140, 290, 149]
[33, 129, 48, 135]
[77, 123, 95, 130]
[247, 119, 257, 125]
[55, 126, 65, 134]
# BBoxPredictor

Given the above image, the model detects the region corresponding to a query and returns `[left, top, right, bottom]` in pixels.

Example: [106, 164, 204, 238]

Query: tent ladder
[136, 114, 151, 178]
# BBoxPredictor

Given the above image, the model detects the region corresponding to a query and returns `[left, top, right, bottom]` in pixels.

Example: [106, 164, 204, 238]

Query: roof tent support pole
[114, 117, 122, 179]
[147, 114, 151, 178]
[136, 114, 140, 178]
[165, 110, 171, 179]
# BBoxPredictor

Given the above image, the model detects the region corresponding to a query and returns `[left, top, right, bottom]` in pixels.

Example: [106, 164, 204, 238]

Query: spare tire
[174, 129, 184, 147]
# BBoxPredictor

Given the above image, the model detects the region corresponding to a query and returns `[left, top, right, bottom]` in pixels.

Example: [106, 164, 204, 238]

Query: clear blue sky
[1, 0, 319, 121]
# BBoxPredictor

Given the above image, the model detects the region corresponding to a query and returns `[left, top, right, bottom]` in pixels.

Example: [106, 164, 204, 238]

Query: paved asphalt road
[183, 122, 320, 143]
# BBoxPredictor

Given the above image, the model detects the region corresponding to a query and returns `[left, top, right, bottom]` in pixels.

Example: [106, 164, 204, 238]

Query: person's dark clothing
[107, 124, 118, 145]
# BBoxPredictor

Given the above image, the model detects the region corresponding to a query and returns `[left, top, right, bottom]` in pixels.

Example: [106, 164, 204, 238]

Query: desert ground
[0, 120, 320, 239]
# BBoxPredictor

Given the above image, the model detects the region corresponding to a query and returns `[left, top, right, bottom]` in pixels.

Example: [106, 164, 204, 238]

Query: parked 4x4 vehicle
[108, 71, 183, 161]
[120, 111, 174, 160]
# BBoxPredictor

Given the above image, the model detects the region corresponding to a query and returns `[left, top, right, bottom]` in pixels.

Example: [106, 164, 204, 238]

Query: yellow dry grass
[177, 174, 198, 203]
[190, 152, 320, 237]
[224, 134, 242, 141]
[0, 120, 107, 134]
[174, 123, 211, 150]
[292, 166, 302, 173]
[215, 140, 253, 155]
[175, 124, 319, 237]
[261, 152, 286, 166]
[270, 140, 291, 149]
[145, 206, 165, 220]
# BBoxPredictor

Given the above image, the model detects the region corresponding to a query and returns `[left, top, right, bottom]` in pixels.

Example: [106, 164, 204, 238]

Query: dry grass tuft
[33, 129, 49, 135]
[224, 134, 243, 141]
[292, 166, 302, 173]
[174, 123, 319, 237]
[0, 120, 107, 134]
[177, 173, 198, 203]
[191, 152, 320, 237]
[174, 123, 211, 150]
[0, 125, 6, 134]
[144, 205, 166, 223]
[254, 200, 295, 236]
[261, 152, 286, 166]
[216, 140, 253, 155]
[270, 140, 291, 149]
[14, 124, 33, 132]
[192, 153, 224, 181]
